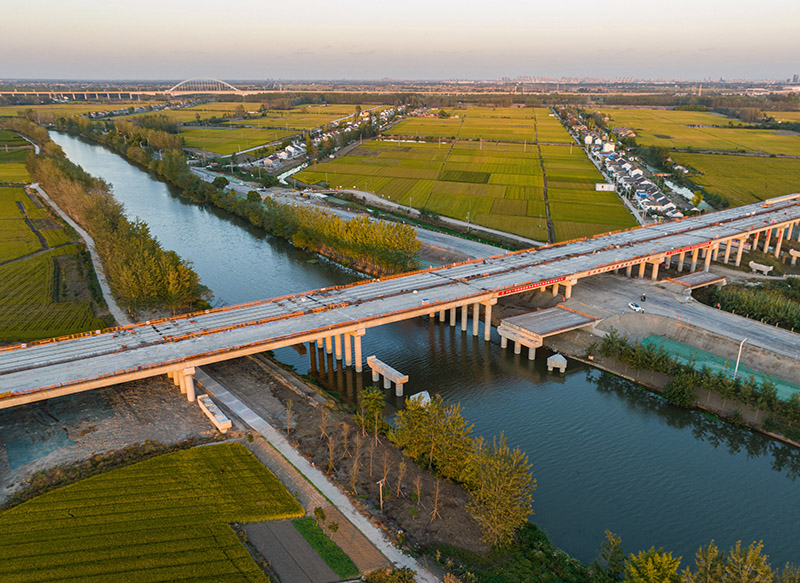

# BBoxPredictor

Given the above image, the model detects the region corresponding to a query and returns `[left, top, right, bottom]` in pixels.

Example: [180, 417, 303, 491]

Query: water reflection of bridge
[1, 194, 799, 410]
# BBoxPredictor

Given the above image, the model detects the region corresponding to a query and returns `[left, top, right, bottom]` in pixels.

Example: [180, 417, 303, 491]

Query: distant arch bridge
[167, 78, 241, 94]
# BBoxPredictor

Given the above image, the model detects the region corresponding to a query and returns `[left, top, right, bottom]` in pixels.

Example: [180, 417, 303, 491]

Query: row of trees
[701, 284, 800, 331]
[589, 531, 799, 583]
[54, 116, 420, 274]
[26, 140, 206, 315]
[597, 328, 800, 438]
[388, 394, 534, 547]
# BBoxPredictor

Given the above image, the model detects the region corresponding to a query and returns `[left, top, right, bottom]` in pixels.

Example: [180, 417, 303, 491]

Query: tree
[624, 547, 680, 583]
[466, 433, 535, 548]
[721, 541, 772, 583]
[691, 192, 704, 208]
[682, 541, 724, 583]
[212, 176, 229, 189]
[589, 530, 625, 582]
[247, 190, 261, 203]
[438, 109, 449, 119]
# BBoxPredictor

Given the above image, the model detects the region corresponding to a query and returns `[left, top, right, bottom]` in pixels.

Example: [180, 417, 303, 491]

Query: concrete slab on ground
[244, 520, 339, 583]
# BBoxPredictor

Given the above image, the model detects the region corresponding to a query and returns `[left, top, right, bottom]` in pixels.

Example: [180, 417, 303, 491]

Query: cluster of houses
[249, 142, 308, 170]
[558, 108, 684, 220]
[310, 104, 406, 148]
[599, 153, 683, 219]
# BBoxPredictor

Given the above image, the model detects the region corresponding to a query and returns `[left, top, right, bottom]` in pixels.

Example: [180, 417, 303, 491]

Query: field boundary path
[534, 118, 556, 243]
[30, 183, 132, 326]
[195, 369, 440, 583]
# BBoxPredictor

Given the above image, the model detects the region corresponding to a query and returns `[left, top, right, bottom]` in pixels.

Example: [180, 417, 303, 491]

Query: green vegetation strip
[0, 442, 304, 583]
[291, 517, 359, 579]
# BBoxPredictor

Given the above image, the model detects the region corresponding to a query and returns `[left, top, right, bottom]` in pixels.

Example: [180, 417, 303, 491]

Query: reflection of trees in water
[592, 371, 800, 481]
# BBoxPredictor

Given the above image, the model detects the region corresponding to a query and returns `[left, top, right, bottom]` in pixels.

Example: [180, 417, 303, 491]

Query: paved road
[567, 275, 800, 361]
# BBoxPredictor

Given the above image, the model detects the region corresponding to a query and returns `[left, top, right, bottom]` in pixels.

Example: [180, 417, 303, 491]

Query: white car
[628, 302, 644, 313]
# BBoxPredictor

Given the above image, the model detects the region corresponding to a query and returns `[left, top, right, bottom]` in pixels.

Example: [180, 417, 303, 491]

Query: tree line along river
[50, 131, 800, 567]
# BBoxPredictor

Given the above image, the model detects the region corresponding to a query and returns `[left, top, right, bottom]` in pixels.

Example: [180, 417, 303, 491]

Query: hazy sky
[5, 0, 800, 80]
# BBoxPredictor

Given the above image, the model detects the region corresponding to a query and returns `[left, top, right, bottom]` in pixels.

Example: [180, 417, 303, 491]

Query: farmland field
[296, 131, 636, 242]
[0, 162, 30, 182]
[0, 129, 28, 146]
[180, 127, 297, 155]
[0, 442, 304, 583]
[0, 187, 105, 341]
[671, 152, 800, 206]
[0, 102, 147, 118]
[598, 107, 800, 155]
[772, 112, 800, 123]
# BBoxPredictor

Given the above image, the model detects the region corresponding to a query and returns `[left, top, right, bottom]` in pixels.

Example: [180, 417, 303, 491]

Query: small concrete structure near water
[497, 305, 598, 360]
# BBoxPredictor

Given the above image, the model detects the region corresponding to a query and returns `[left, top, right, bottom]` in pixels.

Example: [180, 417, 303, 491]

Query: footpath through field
[195, 369, 440, 583]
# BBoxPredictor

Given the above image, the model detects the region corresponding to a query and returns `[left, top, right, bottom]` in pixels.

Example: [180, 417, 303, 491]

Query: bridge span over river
[2, 194, 800, 409]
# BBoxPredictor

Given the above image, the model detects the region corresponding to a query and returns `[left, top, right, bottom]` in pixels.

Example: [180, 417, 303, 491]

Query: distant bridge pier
[735, 237, 746, 266]
[690, 248, 699, 271]
[449, 307, 457, 327]
[439, 309, 446, 322]
[472, 303, 480, 336]
[461, 304, 469, 331]
[763, 229, 772, 253]
[626, 265, 633, 277]
[774, 227, 786, 258]
[703, 247, 713, 272]
[482, 299, 496, 341]
[677, 251, 686, 271]
[168, 367, 196, 402]
[638, 262, 647, 279]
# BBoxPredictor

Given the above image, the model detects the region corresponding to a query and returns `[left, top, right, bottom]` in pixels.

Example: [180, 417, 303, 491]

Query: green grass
[0, 443, 304, 583]
[292, 517, 359, 579]
[0, 102, 146, 118]
[672, 152, 800, 206]
[0, 129, 28, 147]
[0, 148, 32, 163]
[180, 127, 297, 155]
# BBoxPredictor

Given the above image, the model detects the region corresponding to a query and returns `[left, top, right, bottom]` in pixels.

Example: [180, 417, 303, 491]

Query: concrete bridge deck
[1, 194, 799, 408]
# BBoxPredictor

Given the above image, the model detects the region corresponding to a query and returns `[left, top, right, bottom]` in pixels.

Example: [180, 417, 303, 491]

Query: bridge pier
[638, 262, 646, 279]
[677, 251, 686, 271]
[774, 228, 785, 258]
[351, 329, 365, 372]
[712, 245, 720, 262]
[650, 261, 660, 280]
[334, 334, 342, 360]
[723, 240, 732, 264]
[439, 309, 446, 322]
[625, 265, 632, 277]
[449, 307, 457, 327]
[752, 231, 760, 251]
[482, 299, 496, 341]
[168, 367, 196, 402]
[472, 303, 480, 336]
[690, 248, 699, 271]
[552, 283, 559, 296]
[344, 333, 352, 367]
[461, 304, 469, 331]
[735, 237, 746, 266]
[366, 356, 408, 397]
[325, 335, 332, 355]
[763, 228, 772, 253]
[703, 247, 713, 272]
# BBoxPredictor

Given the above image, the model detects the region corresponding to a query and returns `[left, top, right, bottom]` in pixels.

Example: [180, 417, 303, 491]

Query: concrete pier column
[449, 307, 457, 327]
[183, 367, 196, 402]
[564, 283, 574, 299]
[344, 333, 352, 367]
[774, 228, 785, 258]
[528, 346, 536, 360]
[712, 245, 720, 261]
[334, 334, 342, 361]
[752, 231, 760, 250]
[325, 335, 332, 355]
[651, 262, 660, 280]
[625, 265, 632, 277]
[171, 370, 181, 387]
[472, 303, 480, 336]
[501, 335, 508, 349]
[353, 330, 364, 373]
[316, 337, 324, 348]
[763, 228, 772, 253]
[483, 300, 495, 341]
[795, 221, 800, 242]
[439, 310, 446, 322]
[395, 381, 406, 398]
[690, 248, 699, 271]
[552, 283, 559, 296]
[735, 237, 746, 266]
[461, 304, 468, 331]
[723, 240, 732, 264]
[177, 371, 187, 394]
[514, 341, 522, 354]
[372, 368, 380, 382]
[638, 262, 646, 279]
[704, 248, 712, 272]
[383, 375, 391, 389]
[309, 343, 318, 373]
[677, 252, 686, 271]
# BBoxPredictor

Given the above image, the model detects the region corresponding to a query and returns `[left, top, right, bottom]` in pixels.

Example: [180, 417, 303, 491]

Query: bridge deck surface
[1, 196, 799, 399]
[501, 306, 598, 338]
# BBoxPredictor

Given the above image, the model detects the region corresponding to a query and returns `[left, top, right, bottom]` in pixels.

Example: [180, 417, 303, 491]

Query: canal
[51, 132, 800, 566]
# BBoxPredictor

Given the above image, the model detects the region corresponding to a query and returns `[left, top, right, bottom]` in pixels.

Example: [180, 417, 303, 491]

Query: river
[51, 132, 800, 567]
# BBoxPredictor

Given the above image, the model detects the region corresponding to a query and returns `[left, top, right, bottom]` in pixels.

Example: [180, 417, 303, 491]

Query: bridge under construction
[1, 194, 799, 409]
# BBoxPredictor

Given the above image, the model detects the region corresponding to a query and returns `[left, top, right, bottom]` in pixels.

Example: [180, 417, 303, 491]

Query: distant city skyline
[5, 0, 800, 81]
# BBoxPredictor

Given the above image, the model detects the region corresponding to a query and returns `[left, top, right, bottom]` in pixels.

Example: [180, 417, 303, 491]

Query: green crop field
[0, 163, 31, 182]
[0, 148, 32, 163]
[297, 130, 636, 242]
[672, 152, 800, 206]
[0, 443, 304, 583]
[0, 102, 146, 118]
[0, 129, 28, 146]
[598, 107, 800, 155]
[0, 187, 106, 341]
[180, 127, 297, 155]
[772, 112, 800, 123]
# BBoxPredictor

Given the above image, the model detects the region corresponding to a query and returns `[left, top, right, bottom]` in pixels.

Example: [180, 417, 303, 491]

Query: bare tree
[319, 405, 330, 439]
[327, 436, 336, 472]
[340, 422, 350, 458]
[415, 475, 422, 507]
[396, 460, 406, 497]
[286, 400, 293, 436]
[431, 480, 441, 521]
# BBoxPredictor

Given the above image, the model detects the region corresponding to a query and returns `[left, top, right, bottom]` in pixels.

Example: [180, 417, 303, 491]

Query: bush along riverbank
[596, 328, 800, 443]
[21, 130, 208, 318]
[694, 280, 800, 332]
[48, 114, 421, 275]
